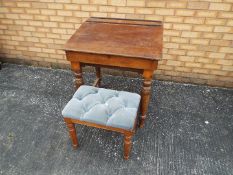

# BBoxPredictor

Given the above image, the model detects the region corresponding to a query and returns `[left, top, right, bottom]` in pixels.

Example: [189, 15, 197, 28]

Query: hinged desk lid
[64, 17, 163, 60]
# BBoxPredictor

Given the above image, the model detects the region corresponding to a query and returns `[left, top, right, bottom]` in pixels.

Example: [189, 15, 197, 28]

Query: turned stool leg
[124, 134, 132, 160]
[64, 118, 78, 148]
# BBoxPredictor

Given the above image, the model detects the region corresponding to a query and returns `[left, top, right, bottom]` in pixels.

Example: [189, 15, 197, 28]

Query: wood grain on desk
[64, 17, 163, 60]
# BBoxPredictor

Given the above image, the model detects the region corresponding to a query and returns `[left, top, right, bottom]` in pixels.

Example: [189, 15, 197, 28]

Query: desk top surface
[64, 17, 163, 60]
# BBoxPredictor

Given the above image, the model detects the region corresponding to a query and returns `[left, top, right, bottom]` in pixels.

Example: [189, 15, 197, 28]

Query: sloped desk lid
[64, 17, 163, 60]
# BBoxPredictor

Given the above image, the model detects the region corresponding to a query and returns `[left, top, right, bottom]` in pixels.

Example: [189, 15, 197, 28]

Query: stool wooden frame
[64, 108, 139, 159]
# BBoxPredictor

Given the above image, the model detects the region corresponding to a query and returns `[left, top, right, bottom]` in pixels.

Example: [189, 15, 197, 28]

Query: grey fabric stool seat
[62, 85, 141, 159]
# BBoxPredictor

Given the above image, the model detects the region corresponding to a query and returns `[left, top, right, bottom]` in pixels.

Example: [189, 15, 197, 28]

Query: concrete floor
[0, 63, 232, 175]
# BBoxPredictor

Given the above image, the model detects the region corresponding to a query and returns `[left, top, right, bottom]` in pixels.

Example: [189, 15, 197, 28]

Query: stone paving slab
[0, 63, 232, 175]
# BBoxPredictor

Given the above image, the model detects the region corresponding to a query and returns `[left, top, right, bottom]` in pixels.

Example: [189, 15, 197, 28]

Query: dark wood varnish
[64, 17, 163, 60]
[64, 118, 78, 148]
[64, 17, 163, 159]
[124, 134, 132, 160]
[63, 114, 138, 159]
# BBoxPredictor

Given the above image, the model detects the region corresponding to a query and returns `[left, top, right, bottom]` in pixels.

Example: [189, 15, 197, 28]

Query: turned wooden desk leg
[64, 118, 78, 148]
[71, 62, 84, 89]
[124, 134, 132, 160]
[95, 66, 101, 87]
[140, 70, 153, 128]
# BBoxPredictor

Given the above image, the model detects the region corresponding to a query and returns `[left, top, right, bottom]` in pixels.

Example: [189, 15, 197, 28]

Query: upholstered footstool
[62, 85, 141, 159]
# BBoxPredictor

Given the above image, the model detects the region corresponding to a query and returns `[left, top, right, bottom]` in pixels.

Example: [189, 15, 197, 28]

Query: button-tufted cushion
[62, 85, 141, 130]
